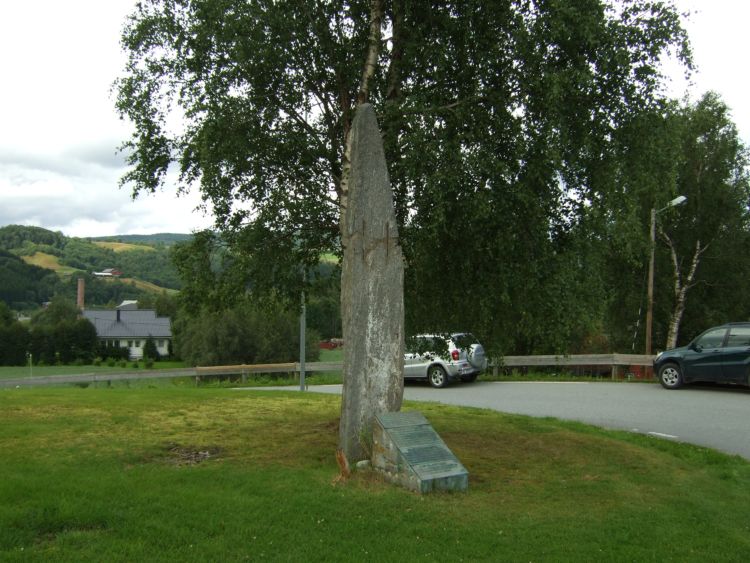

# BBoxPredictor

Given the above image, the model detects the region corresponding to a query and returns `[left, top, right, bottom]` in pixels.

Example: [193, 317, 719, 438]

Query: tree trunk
[664, 235, 704, 349]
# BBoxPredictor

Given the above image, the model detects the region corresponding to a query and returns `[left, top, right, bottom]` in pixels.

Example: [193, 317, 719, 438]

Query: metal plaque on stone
[372, 411, 468, 493]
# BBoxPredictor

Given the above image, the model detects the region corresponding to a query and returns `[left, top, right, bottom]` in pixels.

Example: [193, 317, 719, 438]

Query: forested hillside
[0, 225, 189, 312]
[0, 250, 58, 310]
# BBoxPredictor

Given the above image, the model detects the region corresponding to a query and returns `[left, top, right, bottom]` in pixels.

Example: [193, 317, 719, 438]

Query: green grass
[20, 252, 82, 276]
[1, 387, 749, 561]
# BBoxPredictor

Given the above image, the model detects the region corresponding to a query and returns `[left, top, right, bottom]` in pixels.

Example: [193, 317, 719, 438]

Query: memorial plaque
[372, 411, 468, 493]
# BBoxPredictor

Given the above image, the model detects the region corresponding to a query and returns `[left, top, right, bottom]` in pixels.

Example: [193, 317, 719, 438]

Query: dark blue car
[654, 323, 750, 389]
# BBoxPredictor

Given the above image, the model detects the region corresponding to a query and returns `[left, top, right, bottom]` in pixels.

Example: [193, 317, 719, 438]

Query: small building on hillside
[92, 268, 124, 277]
[82, 304, 172, 360]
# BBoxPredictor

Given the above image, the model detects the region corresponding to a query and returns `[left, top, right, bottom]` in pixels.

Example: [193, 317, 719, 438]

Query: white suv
[404, 333, 488, 388]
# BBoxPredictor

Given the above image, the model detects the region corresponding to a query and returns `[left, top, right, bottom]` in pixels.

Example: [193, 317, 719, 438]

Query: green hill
[0, 225, 186, 311]
[0, 249, 58, 310]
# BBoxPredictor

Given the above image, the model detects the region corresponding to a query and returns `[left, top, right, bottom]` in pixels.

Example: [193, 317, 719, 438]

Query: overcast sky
[0, 0, 748, 238]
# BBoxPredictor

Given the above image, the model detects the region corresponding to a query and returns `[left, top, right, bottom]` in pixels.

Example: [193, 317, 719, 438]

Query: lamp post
[299, 281, 306, 391]
[645, 195, 687, 356]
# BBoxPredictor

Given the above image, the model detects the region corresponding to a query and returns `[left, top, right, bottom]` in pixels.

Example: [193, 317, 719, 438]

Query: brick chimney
[76, 278, 85, 310]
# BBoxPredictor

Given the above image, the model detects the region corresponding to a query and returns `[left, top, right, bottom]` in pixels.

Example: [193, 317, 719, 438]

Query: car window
[726, 326, 750, 347]
[695, 328, 727, 349]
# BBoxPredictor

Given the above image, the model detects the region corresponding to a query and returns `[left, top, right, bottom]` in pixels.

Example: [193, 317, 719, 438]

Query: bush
[142, 336, 159, 362]
[174, 300, 320, 367]
[145, 359, 154, 369]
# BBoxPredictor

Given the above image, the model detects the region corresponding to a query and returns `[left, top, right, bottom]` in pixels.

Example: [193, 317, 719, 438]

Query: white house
[82, 304, 172, 360]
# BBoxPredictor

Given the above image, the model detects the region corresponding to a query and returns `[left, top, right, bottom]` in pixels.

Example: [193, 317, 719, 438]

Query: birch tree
[115, 0, 690, 458]
[656, 93, 750, 349]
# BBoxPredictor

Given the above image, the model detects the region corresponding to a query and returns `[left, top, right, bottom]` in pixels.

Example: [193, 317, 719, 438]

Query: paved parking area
[245, 381, 750, 459]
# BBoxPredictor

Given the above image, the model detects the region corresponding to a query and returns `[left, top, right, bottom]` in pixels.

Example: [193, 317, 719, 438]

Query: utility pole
[299, 278, 306, 391]
[646, 208, 657, 357]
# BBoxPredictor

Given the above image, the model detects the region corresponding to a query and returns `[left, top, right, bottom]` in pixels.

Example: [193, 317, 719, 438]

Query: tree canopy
[116, 0, 691, 355]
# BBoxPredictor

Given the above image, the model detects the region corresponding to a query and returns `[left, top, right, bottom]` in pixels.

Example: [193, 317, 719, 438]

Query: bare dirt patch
[163, 442, 223, 466]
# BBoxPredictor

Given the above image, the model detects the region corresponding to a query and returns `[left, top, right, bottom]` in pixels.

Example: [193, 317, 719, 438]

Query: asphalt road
[249, 381, 750, 460]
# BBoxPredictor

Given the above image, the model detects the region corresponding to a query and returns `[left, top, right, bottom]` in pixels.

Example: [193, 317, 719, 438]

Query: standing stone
[339, 103, 405, 463]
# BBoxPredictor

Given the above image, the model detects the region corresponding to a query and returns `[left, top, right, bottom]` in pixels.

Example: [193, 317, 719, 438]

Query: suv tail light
[451, 349, 460, 361]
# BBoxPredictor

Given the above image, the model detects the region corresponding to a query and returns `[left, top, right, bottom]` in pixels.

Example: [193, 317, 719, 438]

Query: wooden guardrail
[495, 354, 654, 380]
[0, 362, 335, 388]
[0, 355, 653, 388]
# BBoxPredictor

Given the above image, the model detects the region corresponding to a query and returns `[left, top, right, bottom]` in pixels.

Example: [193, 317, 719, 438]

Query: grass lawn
[1, 388, 749, 561]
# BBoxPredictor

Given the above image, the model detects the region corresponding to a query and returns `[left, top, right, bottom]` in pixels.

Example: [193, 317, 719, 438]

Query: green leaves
[116, 0, 692, 355]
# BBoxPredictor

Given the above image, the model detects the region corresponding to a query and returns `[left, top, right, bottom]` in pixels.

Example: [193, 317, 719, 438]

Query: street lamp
[645, 195, 687, 356]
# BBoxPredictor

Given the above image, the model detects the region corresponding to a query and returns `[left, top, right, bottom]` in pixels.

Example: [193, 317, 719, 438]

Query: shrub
[142, 336, 159, 362]
[174, 300, 320, 367]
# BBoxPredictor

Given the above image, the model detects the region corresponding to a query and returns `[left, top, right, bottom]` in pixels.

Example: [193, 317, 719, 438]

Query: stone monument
[339, 103, 405, 463]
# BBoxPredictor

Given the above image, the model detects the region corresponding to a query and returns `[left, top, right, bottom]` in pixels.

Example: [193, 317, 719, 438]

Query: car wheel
[460, 373, 478, 383]
[428, 365, 448, 388]
[658, 363, 683, 389]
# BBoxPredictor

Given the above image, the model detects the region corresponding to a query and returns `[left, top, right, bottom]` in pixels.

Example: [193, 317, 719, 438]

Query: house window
[128, 340, 133, 348]
[158, 340, 165, 347]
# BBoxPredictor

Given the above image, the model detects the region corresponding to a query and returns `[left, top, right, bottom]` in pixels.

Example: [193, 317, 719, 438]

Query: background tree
[31, 295, 80, 326]
[142, 336, 160, 361]
[0, 301, 14, 325]
[594, 93, 750, 352]
[657, 93, 750, 348]
[0, 302, 30, 366]
[173, 300, 320, 366]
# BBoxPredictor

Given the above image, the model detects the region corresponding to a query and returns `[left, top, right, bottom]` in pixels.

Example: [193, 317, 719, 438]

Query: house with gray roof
[82, 305, 172, 360]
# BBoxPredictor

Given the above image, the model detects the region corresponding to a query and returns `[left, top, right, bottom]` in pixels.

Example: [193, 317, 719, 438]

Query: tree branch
[357, 0, 384, 105]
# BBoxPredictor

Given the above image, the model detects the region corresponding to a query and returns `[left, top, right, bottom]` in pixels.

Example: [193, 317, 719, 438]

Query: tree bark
[662, 231, 705, 349]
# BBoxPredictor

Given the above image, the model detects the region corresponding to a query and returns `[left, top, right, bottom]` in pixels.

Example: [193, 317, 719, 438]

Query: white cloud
[0, 0, 213, 237]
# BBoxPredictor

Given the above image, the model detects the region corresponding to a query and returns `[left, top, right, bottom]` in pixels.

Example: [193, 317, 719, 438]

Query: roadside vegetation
[1, 388, 748, 561]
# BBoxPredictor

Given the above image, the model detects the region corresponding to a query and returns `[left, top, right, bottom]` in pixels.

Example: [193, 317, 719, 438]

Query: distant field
[118, 277, 179, 295]
[20, 252, 81, 275]
[93, 241, 156, 253]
